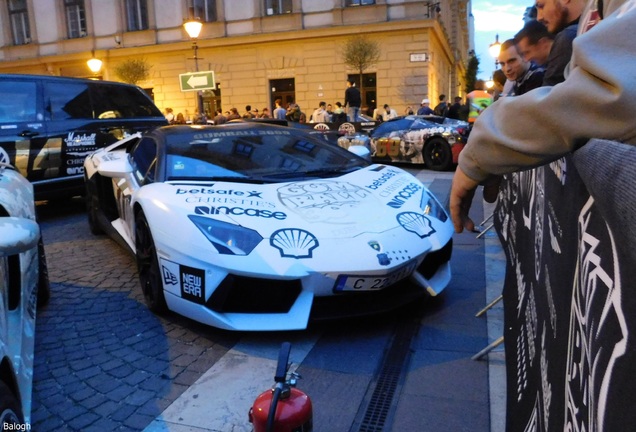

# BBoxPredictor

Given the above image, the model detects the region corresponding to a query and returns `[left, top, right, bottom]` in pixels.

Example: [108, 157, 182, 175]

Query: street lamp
[488, 34, 501, 68]
[183, 17, 204, 122]
[87, 50, 102, 75]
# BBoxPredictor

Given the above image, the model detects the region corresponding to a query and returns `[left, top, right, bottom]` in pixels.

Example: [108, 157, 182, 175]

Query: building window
[265, 0, 292, 16]
[126, 0, 149, 31]
[65, 0, 87, 38]
[346, 0, 375, 6]
[192, 0, 217, 22]
[7, 0, 31, 45]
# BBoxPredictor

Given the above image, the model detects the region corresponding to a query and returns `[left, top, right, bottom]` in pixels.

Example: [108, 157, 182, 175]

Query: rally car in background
[84, 123, 453, 331]
[0, 162, 49, 426]
[368, 115, 469, 171]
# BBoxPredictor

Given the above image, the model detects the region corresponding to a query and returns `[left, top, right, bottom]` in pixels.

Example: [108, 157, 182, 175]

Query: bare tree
[114, 58, 152, 85]
[342, 36, 381, 107]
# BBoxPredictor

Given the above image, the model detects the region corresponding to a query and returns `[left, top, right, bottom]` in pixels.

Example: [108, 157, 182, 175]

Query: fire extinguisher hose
[266, 383, 283, 432]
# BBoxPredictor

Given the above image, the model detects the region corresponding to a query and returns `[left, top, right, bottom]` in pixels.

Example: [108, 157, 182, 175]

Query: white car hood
[139, 165, 436, 240]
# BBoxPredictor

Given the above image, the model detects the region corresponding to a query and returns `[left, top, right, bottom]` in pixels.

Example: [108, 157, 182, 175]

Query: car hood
[136, 165, 443, 240]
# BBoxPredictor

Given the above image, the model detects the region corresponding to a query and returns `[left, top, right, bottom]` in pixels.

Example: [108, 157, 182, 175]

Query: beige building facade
[0, 0, 472, 119]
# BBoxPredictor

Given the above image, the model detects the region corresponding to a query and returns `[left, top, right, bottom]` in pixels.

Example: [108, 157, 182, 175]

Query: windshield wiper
[167, 176, 271, 184]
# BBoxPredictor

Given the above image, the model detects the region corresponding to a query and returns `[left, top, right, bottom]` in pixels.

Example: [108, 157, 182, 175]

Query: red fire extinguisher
[249, 342, 313, 432]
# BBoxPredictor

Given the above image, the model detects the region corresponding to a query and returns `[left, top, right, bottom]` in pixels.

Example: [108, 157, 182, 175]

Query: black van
[0, 74, 168, 200]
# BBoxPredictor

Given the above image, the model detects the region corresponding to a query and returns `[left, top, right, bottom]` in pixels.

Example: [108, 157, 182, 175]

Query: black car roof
[0, 73, 144, 87]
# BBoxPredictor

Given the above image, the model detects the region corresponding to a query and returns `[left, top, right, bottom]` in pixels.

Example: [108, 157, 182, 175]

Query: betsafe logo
[176, 187, 262, 198]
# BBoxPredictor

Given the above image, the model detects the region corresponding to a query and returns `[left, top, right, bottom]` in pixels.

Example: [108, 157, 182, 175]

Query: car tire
[85, 177, 104, 235]
[0, 381, 24, 428]
[135, 211, 168, 314]
[37, 237, 51, 308]
[424, 137, 452, 171]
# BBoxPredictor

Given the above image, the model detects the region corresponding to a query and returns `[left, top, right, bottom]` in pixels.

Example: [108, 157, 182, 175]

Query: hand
[450, 169, 502, 233]
[449, 167, 479, 233]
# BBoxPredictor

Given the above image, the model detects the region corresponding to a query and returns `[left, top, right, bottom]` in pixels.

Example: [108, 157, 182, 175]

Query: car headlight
[188, 215, 263, 255]
[420, 190, 448, 222]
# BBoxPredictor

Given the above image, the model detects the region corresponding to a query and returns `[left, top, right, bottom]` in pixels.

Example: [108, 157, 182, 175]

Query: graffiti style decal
[278, 180, 377, 224]
[270, 228, 318, 259]
[564, 197, 624, 432]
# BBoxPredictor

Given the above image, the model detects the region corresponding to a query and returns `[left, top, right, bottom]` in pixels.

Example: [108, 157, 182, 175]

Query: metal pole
[193, 41, 204, 122]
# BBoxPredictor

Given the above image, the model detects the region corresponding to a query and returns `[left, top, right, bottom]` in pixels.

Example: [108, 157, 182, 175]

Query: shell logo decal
[270, 228, 319, 259]
[397, 212, 436, 238]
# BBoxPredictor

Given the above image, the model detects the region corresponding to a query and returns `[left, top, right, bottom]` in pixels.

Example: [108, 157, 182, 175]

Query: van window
[90, 84, 163, 119]
[45, 82, 93, 120]
[0, 80, 37, 122]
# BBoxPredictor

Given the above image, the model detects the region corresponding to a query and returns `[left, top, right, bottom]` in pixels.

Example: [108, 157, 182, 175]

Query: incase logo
[195, 205, 287, 220]
[176, 187, 262, 198]
[386, 183, 422, 208]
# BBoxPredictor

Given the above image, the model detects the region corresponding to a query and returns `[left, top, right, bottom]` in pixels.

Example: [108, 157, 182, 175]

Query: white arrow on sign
[187, 75, 209, 88]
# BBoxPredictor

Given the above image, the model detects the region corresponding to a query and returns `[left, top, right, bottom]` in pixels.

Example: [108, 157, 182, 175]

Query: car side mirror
[0, 217, 40, 256]
[94, 154, 134, 178]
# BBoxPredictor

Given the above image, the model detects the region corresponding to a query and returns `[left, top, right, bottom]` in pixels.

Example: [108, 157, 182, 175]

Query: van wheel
[0, 381, 24, 427]
[135, 211, 168, 314]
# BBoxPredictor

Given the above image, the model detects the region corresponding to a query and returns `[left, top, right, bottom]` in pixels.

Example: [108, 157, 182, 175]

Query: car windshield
[164, 126, 368, 181]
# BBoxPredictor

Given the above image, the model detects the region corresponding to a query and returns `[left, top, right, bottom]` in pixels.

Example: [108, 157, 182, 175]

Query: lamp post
[87, 50, 102, 76]
[488, 34, 501, 68]
[183, 17, 204, 122]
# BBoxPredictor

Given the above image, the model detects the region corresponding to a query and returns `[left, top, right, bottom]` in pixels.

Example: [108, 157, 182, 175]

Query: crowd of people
[162, 77, 492, 128]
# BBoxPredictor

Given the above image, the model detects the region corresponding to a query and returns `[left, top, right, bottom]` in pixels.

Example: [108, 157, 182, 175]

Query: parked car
[0, 162, 49, 426]
[368, 115, 468, 171]
[84, 123, 453, 331]
[0, 74, 168, 200]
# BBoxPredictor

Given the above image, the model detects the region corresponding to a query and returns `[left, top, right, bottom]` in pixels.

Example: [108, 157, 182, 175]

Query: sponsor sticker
[160, 259, 206, 304]
[180, 265, 206, 304]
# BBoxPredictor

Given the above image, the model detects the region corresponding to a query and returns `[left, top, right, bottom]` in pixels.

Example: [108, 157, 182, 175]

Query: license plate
[333, 261, 417, 292]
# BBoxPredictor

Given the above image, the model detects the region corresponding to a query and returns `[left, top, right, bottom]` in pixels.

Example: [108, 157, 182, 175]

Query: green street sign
[179, 71, 216, 92]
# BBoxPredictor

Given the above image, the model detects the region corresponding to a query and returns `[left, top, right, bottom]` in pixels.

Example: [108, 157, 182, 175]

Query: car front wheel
[85, 177, 104, 235]
[0, 381, 24, 428]
[135, 211, 168, 314]
[424, 137, 452, 171]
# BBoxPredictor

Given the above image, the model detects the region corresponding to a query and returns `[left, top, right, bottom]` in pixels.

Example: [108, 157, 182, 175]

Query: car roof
[0, 73, 143, 87]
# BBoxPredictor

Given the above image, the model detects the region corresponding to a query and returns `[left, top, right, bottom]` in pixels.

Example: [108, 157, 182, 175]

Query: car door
[0, 78, 51, 182]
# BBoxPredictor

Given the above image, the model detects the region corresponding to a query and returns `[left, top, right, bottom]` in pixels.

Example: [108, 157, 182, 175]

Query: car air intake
[417, 239, 453, 279]
[206, 275, 302, 313]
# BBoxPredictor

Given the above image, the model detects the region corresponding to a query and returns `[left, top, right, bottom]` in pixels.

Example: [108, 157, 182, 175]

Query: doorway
[270, 78, 295, 109]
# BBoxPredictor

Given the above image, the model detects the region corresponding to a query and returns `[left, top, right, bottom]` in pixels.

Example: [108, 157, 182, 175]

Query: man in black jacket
[344, 79, 361, 121]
